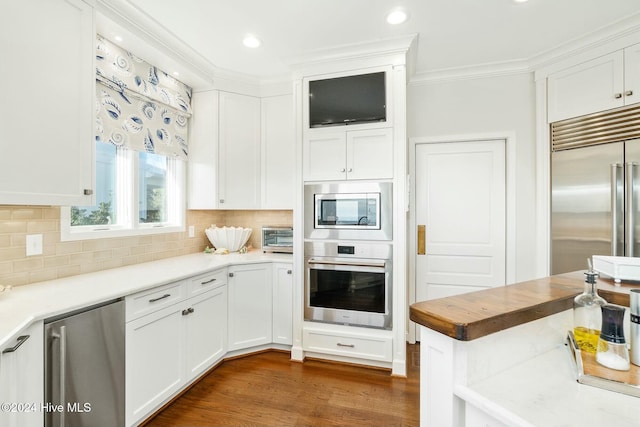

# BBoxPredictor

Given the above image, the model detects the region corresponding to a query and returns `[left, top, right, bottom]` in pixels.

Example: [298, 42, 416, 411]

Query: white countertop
[0, 251, 292, 348]
[458, 344, 640, 427]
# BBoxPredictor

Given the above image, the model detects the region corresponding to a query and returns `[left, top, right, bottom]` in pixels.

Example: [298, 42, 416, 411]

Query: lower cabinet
[228, 263, 273, 350]
[0, 321, 43, 427]
[465, 403, 510, 427]
[125, 273, 228, 427]
[272, 263, 293, 345]
[303, 322, 393, 363]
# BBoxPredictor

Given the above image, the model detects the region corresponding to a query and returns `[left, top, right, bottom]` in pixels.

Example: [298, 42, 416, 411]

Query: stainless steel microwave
[304, 182, 392, 241]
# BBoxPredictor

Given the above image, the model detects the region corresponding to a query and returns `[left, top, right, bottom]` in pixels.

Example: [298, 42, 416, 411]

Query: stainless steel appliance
[44, 299, 125, 427]
[304, 241, 392, 329]
[551, 105, 640, 274]
[304, 181, 392, 241]
[262, 226, 293, 253]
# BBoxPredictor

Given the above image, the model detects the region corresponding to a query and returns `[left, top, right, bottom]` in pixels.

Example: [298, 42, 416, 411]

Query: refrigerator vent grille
[552, 104, 640, 151]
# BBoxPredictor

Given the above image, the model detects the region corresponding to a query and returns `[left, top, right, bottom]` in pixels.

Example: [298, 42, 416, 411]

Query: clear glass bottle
[596, 304, 630, 371]
[573, 270, 607, 353]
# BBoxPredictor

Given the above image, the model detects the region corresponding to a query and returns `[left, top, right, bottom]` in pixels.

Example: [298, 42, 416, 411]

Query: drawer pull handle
[287, 270, 292, 275]
[2, 335, 30, 354]
[615, 92, 623, 99]
[337, 342, 355, 348]
[626, 90, 634, 97]
[149, 293, 171, 303]
[182, 307, 195, 316]
[201, 278, 217, 285]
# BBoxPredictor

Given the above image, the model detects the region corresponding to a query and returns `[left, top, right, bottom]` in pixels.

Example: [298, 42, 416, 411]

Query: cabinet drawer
[188, 269, 227, 296]
[303, 327, 392, 362]
[126, 281, 185, 321]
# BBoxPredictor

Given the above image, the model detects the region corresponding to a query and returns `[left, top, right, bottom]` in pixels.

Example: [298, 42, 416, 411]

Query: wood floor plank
[145, 344, 420, 427]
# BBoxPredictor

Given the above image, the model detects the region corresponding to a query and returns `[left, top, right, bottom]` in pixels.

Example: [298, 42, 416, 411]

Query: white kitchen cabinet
[272, 263, 293, 345]
[303, 322, 393, 363]
[303, 127, 393, 181]
[465, 404, 510, 427]
[0, 0, 94, 206]
[185, 281, 227, 378]
[547, 43, 640, 122]
[227, 263, 273, 350]
[261, 95, 294, 209]
[126, 295, 185, 427]
[125, 273, 228, 426]
[218, 91, 261, 209]
[188, 90, 220, 209]
[0, 321, 44, 427]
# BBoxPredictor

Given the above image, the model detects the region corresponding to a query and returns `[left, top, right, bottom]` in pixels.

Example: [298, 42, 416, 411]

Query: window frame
[60, 147, 185, 241]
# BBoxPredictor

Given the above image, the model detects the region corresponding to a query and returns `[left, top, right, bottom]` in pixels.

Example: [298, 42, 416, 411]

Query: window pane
[71, 142, 117, 226]
[139, 152, 168, 223]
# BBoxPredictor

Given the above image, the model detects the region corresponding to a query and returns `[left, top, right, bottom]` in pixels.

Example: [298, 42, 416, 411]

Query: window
[61, 144, 185, 241]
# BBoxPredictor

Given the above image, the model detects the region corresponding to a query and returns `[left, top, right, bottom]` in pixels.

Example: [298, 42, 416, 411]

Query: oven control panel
[337, 245, 355, 255]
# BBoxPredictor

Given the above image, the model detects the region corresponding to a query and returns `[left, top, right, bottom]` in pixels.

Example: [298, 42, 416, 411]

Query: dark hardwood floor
[145, 343, 420, 427]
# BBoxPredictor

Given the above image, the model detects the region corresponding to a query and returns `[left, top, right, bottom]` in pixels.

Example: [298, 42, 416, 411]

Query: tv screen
[309, 72, 386, 128]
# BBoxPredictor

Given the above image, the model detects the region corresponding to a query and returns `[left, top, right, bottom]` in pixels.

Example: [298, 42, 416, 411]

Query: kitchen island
[410, 271, 640, 427]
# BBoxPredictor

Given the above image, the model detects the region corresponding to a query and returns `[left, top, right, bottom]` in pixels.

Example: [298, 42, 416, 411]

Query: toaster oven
[262, 226, 293, 253]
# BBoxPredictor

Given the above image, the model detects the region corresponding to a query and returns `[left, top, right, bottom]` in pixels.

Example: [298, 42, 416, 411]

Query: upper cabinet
[0, 0, 94, 206]
[303, 128, 393, 181]
[547, 43, 640, 122]
[218, 91, 261, 209]
[188, 91, 294, 210]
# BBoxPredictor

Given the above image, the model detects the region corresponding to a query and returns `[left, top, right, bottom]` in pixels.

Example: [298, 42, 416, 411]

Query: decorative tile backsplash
[0, 206, 292, 287]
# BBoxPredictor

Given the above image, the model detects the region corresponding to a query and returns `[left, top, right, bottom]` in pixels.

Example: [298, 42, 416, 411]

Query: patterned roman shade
[95, 35, 192, 160]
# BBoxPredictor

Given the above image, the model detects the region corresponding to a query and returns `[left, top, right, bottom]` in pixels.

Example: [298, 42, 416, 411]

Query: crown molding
[409, 59, 530, 85]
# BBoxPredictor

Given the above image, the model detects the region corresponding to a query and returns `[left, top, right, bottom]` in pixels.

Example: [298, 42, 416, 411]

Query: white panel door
[415, 140, 506, 303]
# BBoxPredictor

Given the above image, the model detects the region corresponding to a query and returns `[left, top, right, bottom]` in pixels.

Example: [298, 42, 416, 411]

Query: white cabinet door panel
[262, 95, 294, 208]
[346, 128, 393, 180]
[303, 132, 347, 181]
[0, 0, 94, 205]
[624, 43, 640, 107]
[272, 263, 293, 345]
[547, 51, 624, 122]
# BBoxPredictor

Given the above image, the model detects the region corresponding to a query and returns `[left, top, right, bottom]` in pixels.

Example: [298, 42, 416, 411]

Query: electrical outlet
[188, 225, 195, 238]
[26, 234, 43, 256]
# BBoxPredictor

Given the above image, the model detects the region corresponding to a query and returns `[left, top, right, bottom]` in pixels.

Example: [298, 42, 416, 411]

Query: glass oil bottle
[573, 269, 607, 353]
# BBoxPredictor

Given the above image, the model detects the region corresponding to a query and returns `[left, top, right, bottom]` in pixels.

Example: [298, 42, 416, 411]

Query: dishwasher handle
[51, 326, 67, 427]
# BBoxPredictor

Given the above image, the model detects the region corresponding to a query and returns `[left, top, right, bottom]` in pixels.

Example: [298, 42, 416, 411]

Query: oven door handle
[307, 258, 386, 269]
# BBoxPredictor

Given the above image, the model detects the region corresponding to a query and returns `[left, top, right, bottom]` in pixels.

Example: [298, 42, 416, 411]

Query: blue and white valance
[95, 35, 192, 160]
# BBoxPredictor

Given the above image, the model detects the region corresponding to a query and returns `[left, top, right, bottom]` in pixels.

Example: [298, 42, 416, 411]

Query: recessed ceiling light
[513, 0, 529, 3]
[386, 9, 408, 25]
[172, 71, 179, 76]
[114, 35, 123, 42]
[243, 34, 261, 48]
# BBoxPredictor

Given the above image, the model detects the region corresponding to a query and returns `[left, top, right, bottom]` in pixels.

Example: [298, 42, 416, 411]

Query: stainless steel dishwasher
[44, 298, 125, 427]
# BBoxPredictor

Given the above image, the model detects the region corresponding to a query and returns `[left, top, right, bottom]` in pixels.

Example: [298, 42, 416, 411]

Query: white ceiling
[99, 0, 640, 88]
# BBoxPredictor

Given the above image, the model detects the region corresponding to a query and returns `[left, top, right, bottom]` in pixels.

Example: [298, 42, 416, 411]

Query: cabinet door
[0, 322, 44, 427]
[547, 51, 624, 122]
[218, 92, 261, 209]
[346, 128, 394, 180]
[126, 304, 184, 427]
[228, 264, 273, 350]
[303, 132, 347, 181]
[185, 285, 227, 379]
[0, 0, 94, 205]
[188, 90, 220, 209]
[624, 43, 640, 107]
[261, 95, 294, 208]
[272, 263, 293, 345]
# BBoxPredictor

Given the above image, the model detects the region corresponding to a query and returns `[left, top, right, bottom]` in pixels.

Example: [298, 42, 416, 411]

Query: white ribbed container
[205, 226, 252, 252]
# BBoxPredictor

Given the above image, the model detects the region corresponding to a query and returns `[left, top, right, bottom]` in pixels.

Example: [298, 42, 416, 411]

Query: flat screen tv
[308, 71, 386, 128]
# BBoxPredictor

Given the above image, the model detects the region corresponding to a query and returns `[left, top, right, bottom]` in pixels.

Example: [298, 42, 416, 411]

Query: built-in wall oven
[304, 241, 392, 329]
[304, 181, 392, 241]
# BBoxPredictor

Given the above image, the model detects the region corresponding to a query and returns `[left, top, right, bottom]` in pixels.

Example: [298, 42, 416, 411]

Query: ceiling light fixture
[114, 35, 123, 42]
[386, 9, 408, 25]
[243, 34, 261, 48]
[513, 0, 529, 3]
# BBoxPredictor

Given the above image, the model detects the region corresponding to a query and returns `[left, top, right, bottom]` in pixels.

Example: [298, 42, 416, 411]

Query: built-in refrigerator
[551, 105, 640, 274]
[44, 299, 125, 427]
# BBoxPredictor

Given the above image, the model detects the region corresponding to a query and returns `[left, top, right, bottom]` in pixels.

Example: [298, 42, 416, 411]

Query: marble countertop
[458, 344, 640, 427]
[0, 251, 292, 348]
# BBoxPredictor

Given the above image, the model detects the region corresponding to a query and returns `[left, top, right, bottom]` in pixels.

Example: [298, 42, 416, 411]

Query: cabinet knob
[615, 93, 623, 99]
[626, 90, 634, 97]
[348, 168, 353, 173]
[229, 272, 234, 278]
[219, 199, 225, 204]
[287, 270, 292, 275]
[340, 168, 346, 173]
[83, 189, 93, 196]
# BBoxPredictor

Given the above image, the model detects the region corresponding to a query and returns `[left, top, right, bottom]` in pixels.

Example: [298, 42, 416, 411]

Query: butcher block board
[567, 331, 640, 397]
